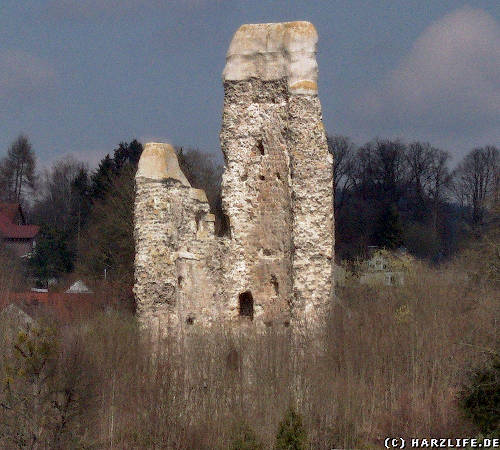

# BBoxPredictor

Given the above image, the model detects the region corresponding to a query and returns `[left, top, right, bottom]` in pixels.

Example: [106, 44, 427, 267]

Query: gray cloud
[0, 50, 56, 100]
[351, 6, 500, 154]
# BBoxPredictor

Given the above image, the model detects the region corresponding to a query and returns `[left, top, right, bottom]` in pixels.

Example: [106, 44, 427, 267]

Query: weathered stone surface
[136, 142, 190, 185]
[134, 143, 221, 335]
[220, 77, 293, 327]
[221, 22, 334, 330]
[288, 94, 334, 328]
[223, 21, 318, 95]
[134, 21, 334, 336]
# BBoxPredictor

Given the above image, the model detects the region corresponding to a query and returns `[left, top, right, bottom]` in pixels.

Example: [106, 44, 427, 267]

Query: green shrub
[0, 323, 94, 449]
[275, 407, 308, 450]
[230, 422, 263, 450]
[460, 356, 500, 435]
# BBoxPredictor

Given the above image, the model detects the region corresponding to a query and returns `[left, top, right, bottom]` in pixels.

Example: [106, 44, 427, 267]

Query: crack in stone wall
[134, 21, 334, 337]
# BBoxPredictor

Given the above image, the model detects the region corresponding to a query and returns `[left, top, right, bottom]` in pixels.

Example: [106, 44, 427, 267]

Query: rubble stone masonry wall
[134, 21, 334, 336]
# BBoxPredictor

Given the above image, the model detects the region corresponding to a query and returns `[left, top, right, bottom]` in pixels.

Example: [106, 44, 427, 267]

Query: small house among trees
[359, 248, 411, 286]
[0, 203, 39, 257]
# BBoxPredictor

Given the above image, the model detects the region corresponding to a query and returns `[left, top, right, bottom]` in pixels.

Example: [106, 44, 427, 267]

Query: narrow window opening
[238, 291, 254, 320]
[217, 213, 231, 238]
[257, 139, 265, 155]
[259, 175, 265, 181]
[195, 211, 204, 231]
[284, 320, 290, 328]
[177, 276, 183, 287]
[186, 316, 194, 325]
[271, 274, 279, 296]
[276, 172, 281, 180]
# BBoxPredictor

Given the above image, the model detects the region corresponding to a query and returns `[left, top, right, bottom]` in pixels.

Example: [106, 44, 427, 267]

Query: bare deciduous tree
[406, 142, 435, 209]
[328, 135, 355, 214]
[452, 146, 499, 226]
[0, 326, 92, 449]
[32, 157, 88, 232]
[406, 142, 451, 228]
[427, 148, 451, 231]
[350, 139, 407, 204]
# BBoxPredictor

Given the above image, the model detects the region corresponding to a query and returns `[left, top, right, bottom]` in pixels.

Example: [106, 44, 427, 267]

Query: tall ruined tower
[134, 22, 334, 335]
[221, 21, 334, 328]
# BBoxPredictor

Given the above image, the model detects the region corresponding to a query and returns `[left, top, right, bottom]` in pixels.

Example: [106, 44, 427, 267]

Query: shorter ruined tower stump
[134, 143, 221, 335]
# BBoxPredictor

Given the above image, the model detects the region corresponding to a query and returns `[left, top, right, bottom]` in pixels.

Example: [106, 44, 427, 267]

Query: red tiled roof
[7, 291, 49, 304]
[0, 203, 39, 239]
[3, 291, 102, 322]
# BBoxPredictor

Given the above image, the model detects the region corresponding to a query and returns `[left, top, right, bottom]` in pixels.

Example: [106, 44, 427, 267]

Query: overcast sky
[1, 1, 498, 167]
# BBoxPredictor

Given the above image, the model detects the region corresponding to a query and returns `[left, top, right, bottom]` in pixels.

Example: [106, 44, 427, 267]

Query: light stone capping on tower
[134, 21, 334, 336]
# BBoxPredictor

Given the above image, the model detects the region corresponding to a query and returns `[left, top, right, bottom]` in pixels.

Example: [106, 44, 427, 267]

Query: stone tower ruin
[134, 21, 334, 336]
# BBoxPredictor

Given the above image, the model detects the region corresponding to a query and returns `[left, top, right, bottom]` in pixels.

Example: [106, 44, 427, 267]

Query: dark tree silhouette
[452, 146, 498, 227]
[328, 134, 354, 215]
[0, 134, 36, 204]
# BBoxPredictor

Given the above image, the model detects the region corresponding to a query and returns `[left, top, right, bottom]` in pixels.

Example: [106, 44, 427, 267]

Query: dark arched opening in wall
[218, 213, 231, 238]
[238, 291, 254, 320]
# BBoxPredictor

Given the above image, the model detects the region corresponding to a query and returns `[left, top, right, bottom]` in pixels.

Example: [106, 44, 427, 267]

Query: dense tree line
[329, 136, 498, 261]
[26, 140, 143, 288]
[0, 133, 497, 292]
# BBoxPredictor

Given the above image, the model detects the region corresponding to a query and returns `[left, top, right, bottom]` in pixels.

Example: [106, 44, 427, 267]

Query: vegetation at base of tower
[1, 250, 497, 448]
[275, 407, 308, 450]
[230, 422, 264, 450]
[0, 324, 93, 448]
